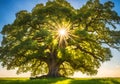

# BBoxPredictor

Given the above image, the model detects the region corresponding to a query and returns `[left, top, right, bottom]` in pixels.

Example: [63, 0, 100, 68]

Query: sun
[58, 28, 67, 36]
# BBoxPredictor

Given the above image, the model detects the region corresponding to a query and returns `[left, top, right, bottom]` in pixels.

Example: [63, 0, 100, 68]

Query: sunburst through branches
[57, 27, 69, 46]
[47, 20, 74, 47]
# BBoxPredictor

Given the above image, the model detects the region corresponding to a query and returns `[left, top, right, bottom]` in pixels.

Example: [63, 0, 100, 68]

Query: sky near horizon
[0, 0, 120, 77]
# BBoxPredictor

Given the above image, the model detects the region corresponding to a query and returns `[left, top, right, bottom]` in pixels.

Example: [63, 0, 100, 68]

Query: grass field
[0, 77, 120, 84]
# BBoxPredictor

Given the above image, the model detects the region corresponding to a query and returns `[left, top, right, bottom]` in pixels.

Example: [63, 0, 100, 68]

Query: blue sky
[0, 0, 120, 77]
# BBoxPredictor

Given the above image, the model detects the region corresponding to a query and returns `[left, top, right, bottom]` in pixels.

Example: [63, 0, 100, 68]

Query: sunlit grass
[0, 77, 29, 80]
[0, 77, 120, 84]
[54, 79, 71, 84]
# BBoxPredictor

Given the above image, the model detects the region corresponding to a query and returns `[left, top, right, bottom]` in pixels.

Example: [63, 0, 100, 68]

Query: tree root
[30, 75, 65, 80]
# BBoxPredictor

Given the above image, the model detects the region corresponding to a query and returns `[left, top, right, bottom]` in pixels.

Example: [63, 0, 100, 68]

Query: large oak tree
[0, 0, 120, 77]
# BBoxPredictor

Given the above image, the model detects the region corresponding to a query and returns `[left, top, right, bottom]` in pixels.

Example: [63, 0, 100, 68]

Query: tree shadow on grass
[0, 77, 69, 84]
[28, 77, 70, 84]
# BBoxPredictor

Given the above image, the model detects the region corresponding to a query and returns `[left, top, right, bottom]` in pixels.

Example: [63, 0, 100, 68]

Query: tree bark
[47, 60, 61, 77]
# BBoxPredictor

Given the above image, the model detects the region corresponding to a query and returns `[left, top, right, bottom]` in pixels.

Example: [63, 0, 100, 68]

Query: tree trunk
[47, 60, 61, 77]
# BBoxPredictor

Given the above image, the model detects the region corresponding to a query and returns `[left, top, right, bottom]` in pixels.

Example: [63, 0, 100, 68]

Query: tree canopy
[0, 0, 120, 77]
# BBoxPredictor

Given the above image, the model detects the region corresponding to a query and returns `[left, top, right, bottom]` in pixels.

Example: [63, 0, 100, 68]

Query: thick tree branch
[76, 45, 102, 61]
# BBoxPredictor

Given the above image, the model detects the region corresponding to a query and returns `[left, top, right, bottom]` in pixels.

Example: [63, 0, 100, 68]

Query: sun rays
[57, 27, 69, 47]
[46, 18, 77, 47]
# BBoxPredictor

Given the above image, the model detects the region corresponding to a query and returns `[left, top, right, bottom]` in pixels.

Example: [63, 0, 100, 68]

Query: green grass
[0, 77, 120, 84]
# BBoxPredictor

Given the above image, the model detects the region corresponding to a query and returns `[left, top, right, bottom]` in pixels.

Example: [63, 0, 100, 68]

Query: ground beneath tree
[30, 75, 65, 80]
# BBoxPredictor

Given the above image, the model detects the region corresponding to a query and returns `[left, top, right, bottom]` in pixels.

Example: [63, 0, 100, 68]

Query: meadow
[0, 77, 120, 84]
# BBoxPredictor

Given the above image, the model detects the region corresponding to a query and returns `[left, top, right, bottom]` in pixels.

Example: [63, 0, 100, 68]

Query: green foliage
[0, 0, 120, 77]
